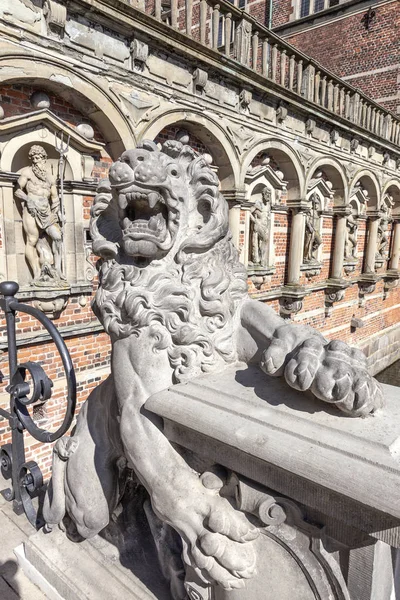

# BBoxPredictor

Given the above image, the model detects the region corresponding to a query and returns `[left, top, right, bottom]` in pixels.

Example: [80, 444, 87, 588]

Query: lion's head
[90, 139, 248, 381]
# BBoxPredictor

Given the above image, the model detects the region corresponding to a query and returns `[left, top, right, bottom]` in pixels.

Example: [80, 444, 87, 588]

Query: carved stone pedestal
[18, 366, 400, 600]
[146, 365, 400, 600]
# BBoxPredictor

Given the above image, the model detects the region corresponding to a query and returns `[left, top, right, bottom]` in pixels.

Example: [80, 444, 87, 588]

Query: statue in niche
[15, 145, 66, 286]
[376, 202, 392, 260]
[345, 211, 358, 259]
[44, 140, 384, 599]
[303, 193, 322, 263]
[249, 189, 271, 267]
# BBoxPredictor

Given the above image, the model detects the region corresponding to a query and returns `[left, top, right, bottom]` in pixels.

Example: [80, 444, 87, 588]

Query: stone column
[389, 219, 400, 271]
[364, 212, 380, 274]
[287, 202, 307, 285]
[330, 206, 350, 280]
[223, 190, 246, 258]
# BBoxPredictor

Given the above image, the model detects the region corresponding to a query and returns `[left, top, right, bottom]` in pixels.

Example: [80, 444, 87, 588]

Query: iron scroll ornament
[0, 281, 76, 527]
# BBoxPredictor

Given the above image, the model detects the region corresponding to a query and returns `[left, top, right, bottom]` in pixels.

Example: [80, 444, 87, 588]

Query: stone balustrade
[144, 0, 400, 147]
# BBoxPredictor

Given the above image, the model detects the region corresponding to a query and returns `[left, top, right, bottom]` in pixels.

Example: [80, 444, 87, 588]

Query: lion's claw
[152, 470, 258, 590]
[261, 326, 384, 417]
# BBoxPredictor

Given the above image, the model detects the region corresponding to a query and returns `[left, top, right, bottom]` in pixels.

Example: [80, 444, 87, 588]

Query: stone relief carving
[193, 68, 208, 96]
[239, 90, 252, 114]
[376, 199, 392, 262]
[130, 38, 149, 72]
[249, 190, 271, 267]
[345, 209, 358, 260]
[14, 145, 67, 287]
[303, 193, 322, 264]
[43, 141, 384, 598]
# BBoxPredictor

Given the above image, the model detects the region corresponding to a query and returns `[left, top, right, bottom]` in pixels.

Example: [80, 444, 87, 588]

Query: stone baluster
[370, 108, 376, 132]
[271, 44, 278, 82]
[314, 71, 320, 103]
[252, 31, 259, 71]
[331, 206, 350, 280]
[262, 40, 269, 77]
[344, 91, 351, 119]
[200, 0, 207, 44]
[333, 84, 339, 113]
[358, 100, 363, 126]
[171, 0, 178, 28]
[212, 4, 220, 49]
[389, 219, 400, 272]
[364, 212, 381, 274]
[155, 0, 161, 20]
[185, 0, 193, 35]
[320, 76, 327, 107]
[327, 80, 334, 111]
[224, 12, 232, 55]
[339, 87, 345, 116]
[352, 92, 360, 124]
[288, 55, 295, 90]
[287, 202, 308, 285]
[296, 60, 303, 95]
[302, 64, 315, 101]
[280, 49, 287, 86]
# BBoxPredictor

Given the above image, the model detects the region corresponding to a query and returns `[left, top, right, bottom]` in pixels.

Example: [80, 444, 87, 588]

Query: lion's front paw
[152, 471, 258, 590]
[262, 336, 384, 417]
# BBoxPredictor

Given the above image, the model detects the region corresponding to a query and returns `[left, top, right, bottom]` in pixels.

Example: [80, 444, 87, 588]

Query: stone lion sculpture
[44, 139, 383, 597]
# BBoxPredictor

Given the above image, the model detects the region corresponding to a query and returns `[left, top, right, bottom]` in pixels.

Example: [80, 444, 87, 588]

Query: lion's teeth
[148, 192, 159, 209]
[119, 194, 128, 209]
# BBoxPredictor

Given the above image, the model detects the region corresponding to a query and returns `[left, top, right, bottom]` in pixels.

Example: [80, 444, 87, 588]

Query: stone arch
[141, 110, 239, 190]
[350, 170, 380, 213]
[306, 158, 347, 207]
[241, 139, 304, 200]
[382, 181, 400, 218]
[0, 55, 134, 158]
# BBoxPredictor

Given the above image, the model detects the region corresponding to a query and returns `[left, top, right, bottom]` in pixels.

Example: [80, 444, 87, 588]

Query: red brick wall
[279, 2, 400, 112]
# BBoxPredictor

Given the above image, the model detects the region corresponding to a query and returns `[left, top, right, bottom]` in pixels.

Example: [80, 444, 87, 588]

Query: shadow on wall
[376, 359, 400, 387]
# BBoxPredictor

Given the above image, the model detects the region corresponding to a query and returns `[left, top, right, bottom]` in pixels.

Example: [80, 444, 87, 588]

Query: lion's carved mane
[91, 140, 248, 382]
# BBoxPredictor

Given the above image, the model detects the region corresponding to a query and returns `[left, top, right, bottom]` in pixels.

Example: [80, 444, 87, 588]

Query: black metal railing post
[0, 281, 77, 528]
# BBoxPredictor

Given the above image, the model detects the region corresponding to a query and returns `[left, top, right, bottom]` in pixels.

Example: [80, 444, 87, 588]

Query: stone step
[23, 527, 166, 600]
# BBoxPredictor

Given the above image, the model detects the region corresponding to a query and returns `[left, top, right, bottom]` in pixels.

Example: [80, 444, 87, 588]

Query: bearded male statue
[44, 140, 384, 598]
[15, 145, 65, 284]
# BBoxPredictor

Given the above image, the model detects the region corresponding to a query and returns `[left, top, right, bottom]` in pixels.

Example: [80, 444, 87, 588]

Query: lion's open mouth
[120, 191, 169, 241]
[118, 188, 176, 259]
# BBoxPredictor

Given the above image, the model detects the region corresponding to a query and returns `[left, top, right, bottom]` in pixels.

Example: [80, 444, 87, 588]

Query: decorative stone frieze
[350, 138, 359, 153]
[305, 117, 316, 134]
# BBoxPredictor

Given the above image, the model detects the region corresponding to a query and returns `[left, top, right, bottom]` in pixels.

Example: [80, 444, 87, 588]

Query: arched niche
[306, 159, 347, 208]
[0, 113, 104, 309]
[141, 110, 238, 190]
[241, 140, 304, 201]
[350, 172, 380, 214]
[0, 57, 133, 158]
[240, 153, 287, 279]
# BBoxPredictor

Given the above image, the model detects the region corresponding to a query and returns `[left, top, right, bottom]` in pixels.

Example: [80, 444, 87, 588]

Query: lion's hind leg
[44, 378, 123, 539]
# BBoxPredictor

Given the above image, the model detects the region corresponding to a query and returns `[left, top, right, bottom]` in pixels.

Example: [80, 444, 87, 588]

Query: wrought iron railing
[0, 281, 76, 528]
